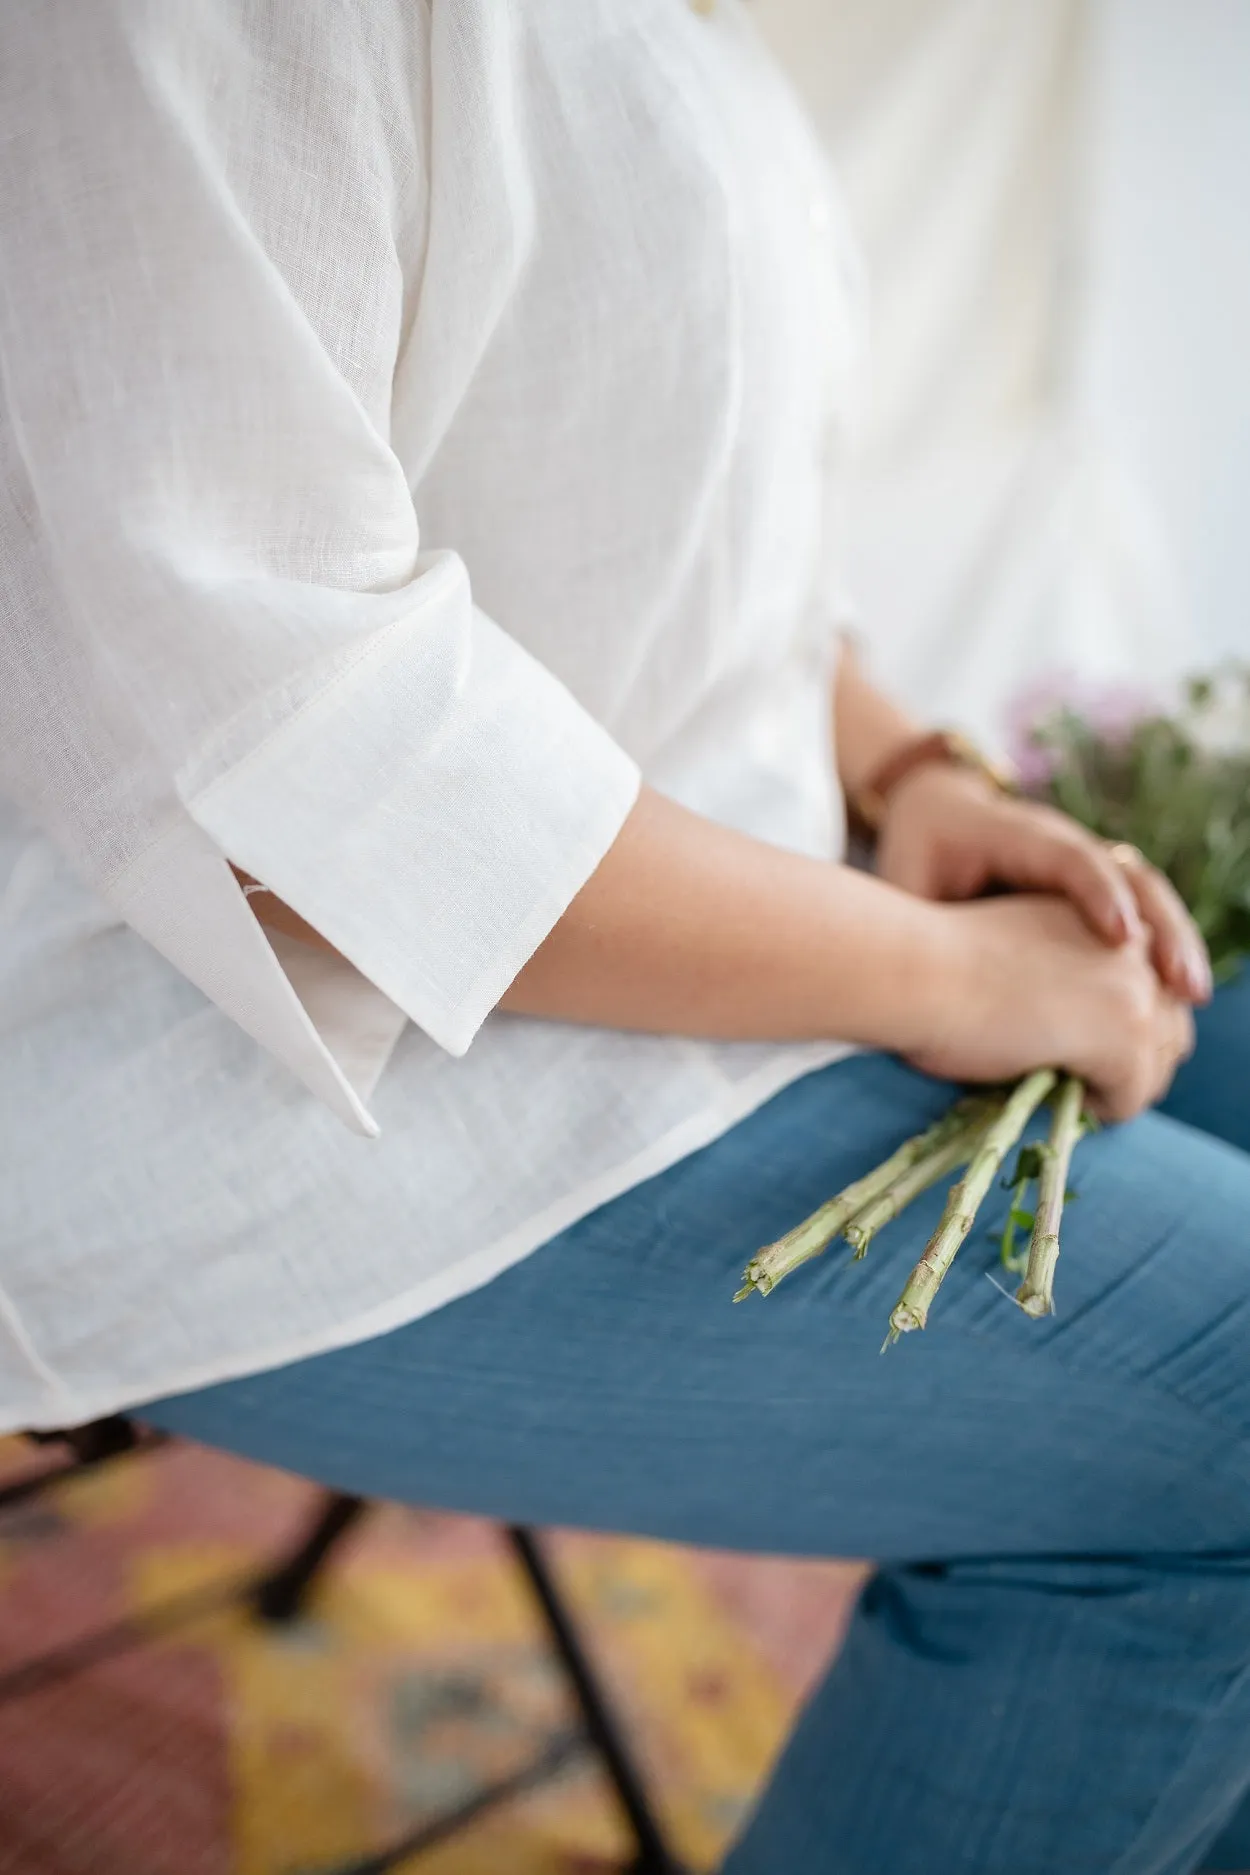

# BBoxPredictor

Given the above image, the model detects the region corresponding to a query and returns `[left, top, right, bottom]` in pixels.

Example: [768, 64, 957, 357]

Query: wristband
[851, 728, 1016, 834]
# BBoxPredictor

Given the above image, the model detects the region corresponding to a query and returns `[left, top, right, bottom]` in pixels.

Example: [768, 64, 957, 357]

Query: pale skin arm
[496, 785, 952, 1053]
[238, 645, 1201, 1119]
[243, 640, 933, 1047]
[830, 635, 920, 800]
[240, 639, 940, 1049]
[238, 788, 960, 1055]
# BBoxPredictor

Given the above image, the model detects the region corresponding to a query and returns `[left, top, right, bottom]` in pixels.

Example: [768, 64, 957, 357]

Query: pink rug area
[0, 1436, 864, 1874]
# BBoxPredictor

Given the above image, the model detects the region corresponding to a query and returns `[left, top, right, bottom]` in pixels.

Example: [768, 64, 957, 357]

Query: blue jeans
[143, 977, 1250, 1875]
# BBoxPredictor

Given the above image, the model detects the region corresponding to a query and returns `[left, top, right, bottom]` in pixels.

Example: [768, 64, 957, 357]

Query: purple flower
[1006, 672, 1162, 789]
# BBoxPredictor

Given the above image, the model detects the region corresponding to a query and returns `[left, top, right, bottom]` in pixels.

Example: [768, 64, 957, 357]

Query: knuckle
[1066, 843, 1102, 881]
[1034, 803, 1076, 839]
[1103, 1080, 1142, 1124]
[1113, 972, 1156, 1038]
[1064, 849, 1110, 900]
[1052, 822, 1092, 860]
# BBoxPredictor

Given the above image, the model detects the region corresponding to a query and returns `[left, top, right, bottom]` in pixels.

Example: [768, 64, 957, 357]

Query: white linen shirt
[0, 0, 865, 1431]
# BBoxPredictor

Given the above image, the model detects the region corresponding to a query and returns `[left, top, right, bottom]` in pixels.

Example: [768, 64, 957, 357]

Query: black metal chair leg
[252, 1489, 369, 1624]
[506, 1525, 688, 1875]
[3, 1418, 167, 1513]
[3, 1425, 691, 1872]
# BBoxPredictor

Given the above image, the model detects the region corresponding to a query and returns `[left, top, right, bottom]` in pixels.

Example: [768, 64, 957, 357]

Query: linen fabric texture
[0, 0, 865, 1428]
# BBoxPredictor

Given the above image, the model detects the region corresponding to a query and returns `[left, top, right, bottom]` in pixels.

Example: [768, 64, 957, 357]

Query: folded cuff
[185, 552, 641, 1058]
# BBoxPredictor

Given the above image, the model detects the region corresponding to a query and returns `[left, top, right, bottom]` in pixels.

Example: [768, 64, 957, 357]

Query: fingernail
[1188, 945, 1214, 1001]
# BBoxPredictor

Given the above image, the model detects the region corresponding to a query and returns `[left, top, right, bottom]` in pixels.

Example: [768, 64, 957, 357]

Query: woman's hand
[876, 763, 1214, 1006]
[915, 893, 1196, 1121]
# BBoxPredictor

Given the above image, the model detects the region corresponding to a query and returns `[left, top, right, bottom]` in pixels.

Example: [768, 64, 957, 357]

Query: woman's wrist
[832, 640, 923, 802]
[806, 872, 970, 1060]
[867, 897, 975, 1061]
[856, 731, 1012, 834]
[831, 643, 1015, 835]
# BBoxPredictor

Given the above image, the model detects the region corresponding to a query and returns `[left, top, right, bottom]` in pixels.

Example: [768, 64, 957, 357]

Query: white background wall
[757, 0, 1249, 733]
[1085, 0, 1250, 661]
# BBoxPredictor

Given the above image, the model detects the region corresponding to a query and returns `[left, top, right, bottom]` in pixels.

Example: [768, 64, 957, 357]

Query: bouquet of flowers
[736, 665, 1250, 1346]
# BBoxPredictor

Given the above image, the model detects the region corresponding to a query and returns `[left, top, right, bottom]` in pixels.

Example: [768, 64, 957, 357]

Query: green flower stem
[887, 1069, 1058, 1341]
[843, 1117, 992, 1260]
[735, 1099, 991, 1300]
[1016, 1075, 1085, 1317]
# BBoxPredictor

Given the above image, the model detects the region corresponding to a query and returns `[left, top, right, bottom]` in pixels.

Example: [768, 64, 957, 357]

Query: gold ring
[1106, 841, 1143, 870]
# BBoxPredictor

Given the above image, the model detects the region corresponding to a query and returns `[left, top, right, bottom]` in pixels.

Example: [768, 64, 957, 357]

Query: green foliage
[996, 1119, 1080, 1271]
[1029, 666, 1250, 980]
[1005, 1145, 1046, 1187]
[998, 1151, 1038, 1272]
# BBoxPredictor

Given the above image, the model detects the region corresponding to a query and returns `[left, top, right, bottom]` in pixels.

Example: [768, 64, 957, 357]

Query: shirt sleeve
[0, 1, 640, 1129]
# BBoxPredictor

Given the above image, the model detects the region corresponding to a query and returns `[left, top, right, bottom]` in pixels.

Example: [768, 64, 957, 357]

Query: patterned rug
[0, 1436, 862, 1874]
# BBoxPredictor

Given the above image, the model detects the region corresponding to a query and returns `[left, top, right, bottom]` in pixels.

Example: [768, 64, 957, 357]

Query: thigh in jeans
[143, 1049, 1250, 1567]
[1161, 970, 1250, 1153]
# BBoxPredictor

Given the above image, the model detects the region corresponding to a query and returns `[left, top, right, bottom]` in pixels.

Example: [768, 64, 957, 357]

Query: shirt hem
[8, 1039, 860, 1435]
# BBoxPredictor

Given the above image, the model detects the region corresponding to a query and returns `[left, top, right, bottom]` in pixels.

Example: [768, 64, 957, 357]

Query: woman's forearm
[240, 632, 967, 1057]
[498, 785, 954, 1053]
[242, 786, 954, 1054]
[832, 638, 922, 801]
